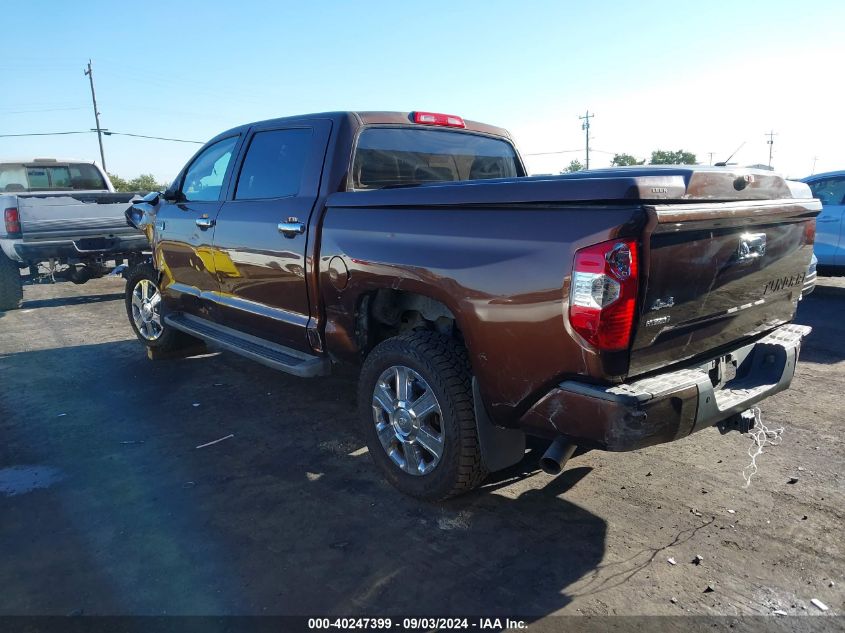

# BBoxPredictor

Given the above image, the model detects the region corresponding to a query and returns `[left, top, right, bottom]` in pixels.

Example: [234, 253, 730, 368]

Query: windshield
[351, 127, 522, 190]
[0, 163, 107, 192]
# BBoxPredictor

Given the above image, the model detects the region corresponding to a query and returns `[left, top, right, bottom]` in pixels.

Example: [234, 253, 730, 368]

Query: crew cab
[125, 111, 819, 499]
[0, 159, 146, 310]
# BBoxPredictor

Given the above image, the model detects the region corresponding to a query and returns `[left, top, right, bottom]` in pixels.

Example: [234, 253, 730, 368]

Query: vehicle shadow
[0, 340, 607, 618]
[809, 281, 845, 300]
[794, 289, 845, 363]
[19, 293, 125, 310]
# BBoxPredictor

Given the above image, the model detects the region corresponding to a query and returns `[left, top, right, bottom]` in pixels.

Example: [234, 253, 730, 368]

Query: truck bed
[14, 191, 139, 241]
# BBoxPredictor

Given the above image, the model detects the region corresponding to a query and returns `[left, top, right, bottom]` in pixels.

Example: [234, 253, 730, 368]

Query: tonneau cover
[328, 167, 813, 207]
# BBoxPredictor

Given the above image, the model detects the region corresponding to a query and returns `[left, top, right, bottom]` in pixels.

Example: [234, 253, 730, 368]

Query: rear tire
[0, 252, 23, 311]
[358, 331, 487, 500]
[125, 263, 190, 351]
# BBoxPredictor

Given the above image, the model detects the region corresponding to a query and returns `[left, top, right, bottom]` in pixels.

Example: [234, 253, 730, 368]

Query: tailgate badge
[650, 296, 674, 311]
[736, 232, 767, 263]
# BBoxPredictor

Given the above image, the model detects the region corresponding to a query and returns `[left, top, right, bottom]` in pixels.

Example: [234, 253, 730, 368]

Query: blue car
[802, 170, 845, 268]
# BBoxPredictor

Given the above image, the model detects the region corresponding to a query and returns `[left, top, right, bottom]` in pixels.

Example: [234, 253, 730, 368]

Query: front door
[210, 120, 331, 351]
[156, 135, 240, 318]
[807, 176, 845, 266]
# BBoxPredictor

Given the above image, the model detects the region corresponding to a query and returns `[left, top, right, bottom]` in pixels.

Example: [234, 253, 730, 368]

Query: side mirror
[126, 194, 162, 242]
[162, 188, 182, 202]
[141, 190, 160, 205]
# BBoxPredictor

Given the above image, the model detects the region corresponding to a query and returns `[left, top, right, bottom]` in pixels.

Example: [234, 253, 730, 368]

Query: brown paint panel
[519, 384, 698, 450]
[319, 203, 646, 425]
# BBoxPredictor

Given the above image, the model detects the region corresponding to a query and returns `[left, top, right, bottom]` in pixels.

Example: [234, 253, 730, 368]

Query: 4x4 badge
[650, 296, 674, 311]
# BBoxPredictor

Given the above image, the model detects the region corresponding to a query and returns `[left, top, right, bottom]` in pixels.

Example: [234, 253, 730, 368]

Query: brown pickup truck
[125, 111, 819, 499]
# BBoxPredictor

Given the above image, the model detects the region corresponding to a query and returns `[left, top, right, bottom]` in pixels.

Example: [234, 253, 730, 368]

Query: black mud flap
[472, 378, 526, 472]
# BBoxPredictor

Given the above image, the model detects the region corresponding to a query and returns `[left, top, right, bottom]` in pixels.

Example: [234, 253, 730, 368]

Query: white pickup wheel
[0, 253, 23, 311]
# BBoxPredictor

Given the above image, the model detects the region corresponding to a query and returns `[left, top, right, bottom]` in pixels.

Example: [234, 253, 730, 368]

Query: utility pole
[708, 152, 715, 166]
[84, 59, 107, 172]
[811, 156, 818, 175]
[765, 130, 777, 169]
[579, 110, 594, 170]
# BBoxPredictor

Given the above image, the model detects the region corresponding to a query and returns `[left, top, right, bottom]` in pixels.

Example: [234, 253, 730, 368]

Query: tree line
[108, 173, 168, 193]
[562, 149, 697, 173]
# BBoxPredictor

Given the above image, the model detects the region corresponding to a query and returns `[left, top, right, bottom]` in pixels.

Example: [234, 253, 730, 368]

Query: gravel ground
[0, 275, 842, 625]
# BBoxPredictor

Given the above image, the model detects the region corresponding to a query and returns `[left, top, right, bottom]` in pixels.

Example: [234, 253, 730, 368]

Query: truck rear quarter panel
[319, 202, 645, 426]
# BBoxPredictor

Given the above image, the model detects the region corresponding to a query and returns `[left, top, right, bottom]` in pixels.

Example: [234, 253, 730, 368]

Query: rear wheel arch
[354, 288, 466, 355]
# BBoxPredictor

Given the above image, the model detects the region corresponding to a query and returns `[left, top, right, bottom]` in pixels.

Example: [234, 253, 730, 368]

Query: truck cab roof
[209, 111, 514, 143]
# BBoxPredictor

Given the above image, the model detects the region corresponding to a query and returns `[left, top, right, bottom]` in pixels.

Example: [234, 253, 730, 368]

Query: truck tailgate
[16, 192, 138, 241]
[629, 198, 819, 376]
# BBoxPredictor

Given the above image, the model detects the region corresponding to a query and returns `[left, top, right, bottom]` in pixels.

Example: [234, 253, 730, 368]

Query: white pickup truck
[0, 159, 147, 310]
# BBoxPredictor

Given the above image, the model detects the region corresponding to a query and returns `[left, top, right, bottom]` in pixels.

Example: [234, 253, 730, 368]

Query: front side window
[68, 164, 107, 189]
[351, 127, 522, 190]
[808, 178, 845, 206]
[235, 128, 312, 200]
[182, 137, 238, 202]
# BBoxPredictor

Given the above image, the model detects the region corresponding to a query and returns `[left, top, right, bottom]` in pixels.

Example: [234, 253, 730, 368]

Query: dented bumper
[519, 323, 811, 451]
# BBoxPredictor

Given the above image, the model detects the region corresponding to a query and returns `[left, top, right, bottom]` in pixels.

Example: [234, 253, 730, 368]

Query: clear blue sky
[2, 0, 842, 181]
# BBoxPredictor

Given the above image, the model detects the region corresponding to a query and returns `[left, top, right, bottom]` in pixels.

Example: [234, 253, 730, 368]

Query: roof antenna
[714, 142, 745, 167]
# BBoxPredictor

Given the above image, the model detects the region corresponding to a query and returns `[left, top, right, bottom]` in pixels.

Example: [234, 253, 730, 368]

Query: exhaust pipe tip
[539, 456, 563, 476]
[540, 438, 577, 476]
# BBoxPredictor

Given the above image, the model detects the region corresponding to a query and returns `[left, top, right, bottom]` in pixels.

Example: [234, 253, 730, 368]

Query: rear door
[209, 119, 331, 351]
[805, 176, 845, 266]
[156, 135, 239, 317]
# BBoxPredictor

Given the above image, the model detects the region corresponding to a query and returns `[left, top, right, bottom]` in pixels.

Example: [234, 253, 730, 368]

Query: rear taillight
[412, 111, 466, 128]
[569, 239, 638, 351]
[804, 219, 816, 245]
[4, 208, 20, 235]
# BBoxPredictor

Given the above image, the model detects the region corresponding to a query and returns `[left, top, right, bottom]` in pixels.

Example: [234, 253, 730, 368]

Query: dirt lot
[0, 275, 843, 625]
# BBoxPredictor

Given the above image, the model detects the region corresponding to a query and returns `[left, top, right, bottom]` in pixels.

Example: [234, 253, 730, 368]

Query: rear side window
[808, 178, 845, 206]
[0, 165, 27, 192]
[0, 163, 106, 191]
[235, 128, 312, 200]
[351, 127, 521, 190]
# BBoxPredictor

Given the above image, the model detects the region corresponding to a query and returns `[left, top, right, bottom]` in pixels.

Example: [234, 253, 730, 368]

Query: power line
[104, 131, 203, 144]
[0, 129, 204, 144]
[0, 106, 88, 115]
[0, 131, 91, 138]
[523, 148, 582, 156]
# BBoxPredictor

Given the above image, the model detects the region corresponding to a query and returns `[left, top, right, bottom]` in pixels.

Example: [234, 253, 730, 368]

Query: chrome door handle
[195, 217, 215, 229]
[278, 219, 305, 238]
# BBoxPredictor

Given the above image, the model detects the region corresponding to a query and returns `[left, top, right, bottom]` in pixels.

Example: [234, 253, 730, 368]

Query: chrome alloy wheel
[131, 278, 163, 341]
[372, 365, 444, 476]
